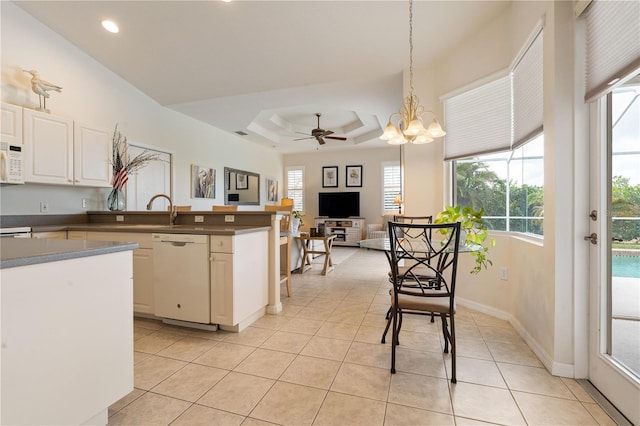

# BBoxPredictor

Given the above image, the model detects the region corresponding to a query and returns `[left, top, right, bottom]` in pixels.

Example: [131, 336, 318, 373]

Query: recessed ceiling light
[222, 0, 233, 3]
[101, 20, 119, 34]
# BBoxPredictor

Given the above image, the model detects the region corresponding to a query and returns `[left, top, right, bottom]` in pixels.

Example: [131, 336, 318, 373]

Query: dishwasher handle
[165, 241, 188, 247]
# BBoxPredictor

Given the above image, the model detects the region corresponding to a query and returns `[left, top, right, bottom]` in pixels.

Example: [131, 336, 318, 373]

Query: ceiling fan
[293, 113, 347, 145]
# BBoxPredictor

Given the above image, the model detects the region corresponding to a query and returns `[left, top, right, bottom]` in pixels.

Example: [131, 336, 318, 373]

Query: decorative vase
[291, 217, 301, 233]
[107, 188, 126, 211]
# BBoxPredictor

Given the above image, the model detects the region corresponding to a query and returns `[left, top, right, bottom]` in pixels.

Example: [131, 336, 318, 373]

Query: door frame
[587, 96, 640, 425]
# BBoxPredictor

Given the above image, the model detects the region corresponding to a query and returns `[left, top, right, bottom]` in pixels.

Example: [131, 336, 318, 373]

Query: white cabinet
[23, 109, 111, 187]
[31, 231, 66, 239]
[210, 232, 268, 330]
[86, 231, 155, 314]
[1, 103, 22, 145]
[73, 122, 112, 187]
[314, 218, 365, 246]
[67, 231, 87, 240]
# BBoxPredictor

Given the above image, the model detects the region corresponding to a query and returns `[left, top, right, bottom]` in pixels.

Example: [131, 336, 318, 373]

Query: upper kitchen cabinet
[73, 122, 112, 187]
[1, 103, 23, 145]
[23, 109, 111, 187]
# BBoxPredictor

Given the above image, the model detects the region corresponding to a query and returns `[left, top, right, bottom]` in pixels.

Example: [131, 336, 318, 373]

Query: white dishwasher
[152, 233, 210, 324]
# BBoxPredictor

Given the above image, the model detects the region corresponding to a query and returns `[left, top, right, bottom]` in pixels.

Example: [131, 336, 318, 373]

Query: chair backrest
[212, 205, 238, 212]
[392, 215, 433, 224]
[265, 204, 293, 232]
[388, 221, 461, 301]
[169, 205, 192, 212]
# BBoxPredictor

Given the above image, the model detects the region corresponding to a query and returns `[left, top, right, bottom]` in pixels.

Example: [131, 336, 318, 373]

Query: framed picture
[191, 164, 215, 198]
[346, 165, 362, 187]
[236, 173, 248, 190]
[267, 177, 278, 202]
[322, 166, 338, 188]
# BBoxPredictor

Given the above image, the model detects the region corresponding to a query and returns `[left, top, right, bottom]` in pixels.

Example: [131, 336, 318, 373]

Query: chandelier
[380, 0, 446, 145]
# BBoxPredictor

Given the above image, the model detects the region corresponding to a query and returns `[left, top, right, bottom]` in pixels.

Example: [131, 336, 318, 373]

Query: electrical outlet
[500, 267, 508, 281]
[82, 199, 88, 209]
[194, 215, 204, 223]
[39, 202, 49, 213]
[224, 215, 235, 223]
[116, 215, 125, 222]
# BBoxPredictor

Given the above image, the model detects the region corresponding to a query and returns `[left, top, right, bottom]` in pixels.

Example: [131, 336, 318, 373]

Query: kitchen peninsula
[1, 238, 138, 425]
[2, 209, 283, 330]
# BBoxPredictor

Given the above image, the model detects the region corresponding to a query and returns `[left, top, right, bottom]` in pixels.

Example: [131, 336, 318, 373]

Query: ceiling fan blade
[293, 136, 313, 141]
[325, 136, 347, 141]
[295, 131, 311, 136]
[323, 130, 334, 136]
[316, 136, 326, 145]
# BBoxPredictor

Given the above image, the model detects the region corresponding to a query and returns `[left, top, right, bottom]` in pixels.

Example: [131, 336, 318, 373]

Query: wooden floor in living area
[109, 247, 616, 425]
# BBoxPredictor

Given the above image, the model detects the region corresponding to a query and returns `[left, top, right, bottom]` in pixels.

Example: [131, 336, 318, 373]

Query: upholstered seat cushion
[390, 290, 455, 314]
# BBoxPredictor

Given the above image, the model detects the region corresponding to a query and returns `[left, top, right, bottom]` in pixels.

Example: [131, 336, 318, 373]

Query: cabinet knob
[177, 303, 181, 309]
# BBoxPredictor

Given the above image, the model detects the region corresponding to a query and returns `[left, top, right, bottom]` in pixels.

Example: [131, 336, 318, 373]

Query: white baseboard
[457, 297, 574, 378]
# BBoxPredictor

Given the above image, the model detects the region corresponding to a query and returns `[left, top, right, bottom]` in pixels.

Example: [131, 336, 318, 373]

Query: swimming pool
[613, 254, 640, 278]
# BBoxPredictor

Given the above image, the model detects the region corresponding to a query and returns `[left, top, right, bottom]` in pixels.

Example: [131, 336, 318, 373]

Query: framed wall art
[346, 165, 362, 187]
[267, 177, 278, 202]
[191, 164, 215, 198]
[236, 172, 248, 190]
[322, 166, 338, 188]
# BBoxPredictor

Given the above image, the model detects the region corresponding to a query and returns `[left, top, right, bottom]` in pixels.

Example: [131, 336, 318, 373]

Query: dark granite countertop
[33, 224, 271, 235]
[0, 238, 139, 269]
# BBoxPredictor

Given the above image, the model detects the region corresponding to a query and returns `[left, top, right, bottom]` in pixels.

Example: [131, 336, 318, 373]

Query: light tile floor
[109, 247, 616, 425]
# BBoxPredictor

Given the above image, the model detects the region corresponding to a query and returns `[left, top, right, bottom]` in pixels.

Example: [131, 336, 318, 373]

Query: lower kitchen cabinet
[86, 231, 155, 314]
[210, 231, 268, 330]
[31, 231, 67, 239]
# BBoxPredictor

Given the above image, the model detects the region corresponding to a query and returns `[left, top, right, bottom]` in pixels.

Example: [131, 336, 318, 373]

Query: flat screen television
[318, 192, 360, 218]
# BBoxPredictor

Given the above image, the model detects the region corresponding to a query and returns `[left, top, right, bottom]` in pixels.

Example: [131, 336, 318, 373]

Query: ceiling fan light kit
[380, 0, 446, 146]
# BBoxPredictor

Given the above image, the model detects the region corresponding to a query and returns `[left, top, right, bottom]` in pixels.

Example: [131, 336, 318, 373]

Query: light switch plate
[194, 215, 204, 223]
[116, 215, 125, 222]
[224, 215, 235, 222]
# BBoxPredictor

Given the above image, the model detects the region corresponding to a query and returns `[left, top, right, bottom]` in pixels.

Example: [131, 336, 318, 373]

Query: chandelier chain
[409, 0, 414, 96]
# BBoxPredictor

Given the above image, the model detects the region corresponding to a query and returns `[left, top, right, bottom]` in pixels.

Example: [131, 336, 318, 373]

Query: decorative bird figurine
[23, 69, 62, 112]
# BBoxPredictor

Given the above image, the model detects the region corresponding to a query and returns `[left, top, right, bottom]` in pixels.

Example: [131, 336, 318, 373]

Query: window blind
[584, 0, 640, 102]
[286, 167, 304, 211]
[444, 75, 512, 161]
[382, 163, 401, 212]
[513, 28, 544, 149]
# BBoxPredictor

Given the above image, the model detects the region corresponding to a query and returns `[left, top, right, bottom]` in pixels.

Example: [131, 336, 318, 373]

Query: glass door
[588, 76, 640, 425]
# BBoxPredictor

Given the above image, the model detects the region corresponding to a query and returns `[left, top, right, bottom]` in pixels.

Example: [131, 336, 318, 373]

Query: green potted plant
[434, 205, 495, 274]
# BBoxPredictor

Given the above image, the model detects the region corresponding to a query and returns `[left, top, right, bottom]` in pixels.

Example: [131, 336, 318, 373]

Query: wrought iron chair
[385, 221, 461, 383]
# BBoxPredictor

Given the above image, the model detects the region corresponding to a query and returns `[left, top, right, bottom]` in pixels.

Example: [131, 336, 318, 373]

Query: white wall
[283, 147, 399, 229]
[406, 0, 580, 375]
[0, 2, 282, 215]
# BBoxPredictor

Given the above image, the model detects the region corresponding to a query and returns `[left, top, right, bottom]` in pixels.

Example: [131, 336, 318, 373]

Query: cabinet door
[67, 231, 87, 240]
[23, 109, 73, 185]
[1, 103, 22, 145]
[210, 252, 234, 326]
[133, 248, 154, 314]
[74, 122, 112, 187]
[31, 231, 66, 239]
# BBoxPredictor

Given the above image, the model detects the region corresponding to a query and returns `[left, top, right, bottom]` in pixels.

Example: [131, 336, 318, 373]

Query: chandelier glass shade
[380, 0, 446, 145]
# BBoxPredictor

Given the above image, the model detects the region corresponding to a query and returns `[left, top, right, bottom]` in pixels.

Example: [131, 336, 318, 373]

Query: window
[382, 161, 401, 213]
[446, 24, 544, 236]
[454, 134, 544, 235]
[286, 166, 304, 212]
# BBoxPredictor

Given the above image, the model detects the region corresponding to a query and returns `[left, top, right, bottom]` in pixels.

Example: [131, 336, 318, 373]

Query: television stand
[314, 218, 365, 247]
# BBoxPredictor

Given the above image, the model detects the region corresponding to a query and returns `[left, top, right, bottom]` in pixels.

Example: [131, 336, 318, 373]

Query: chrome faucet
[146, 194, 177, 225]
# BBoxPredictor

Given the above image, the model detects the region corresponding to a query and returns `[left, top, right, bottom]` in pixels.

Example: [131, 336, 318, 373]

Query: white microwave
[0, 142, 24, 184]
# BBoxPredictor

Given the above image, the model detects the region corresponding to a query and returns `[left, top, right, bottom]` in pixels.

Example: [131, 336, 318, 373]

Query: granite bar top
[34, 224, 271, 235]
[0, 238, 139, 269]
